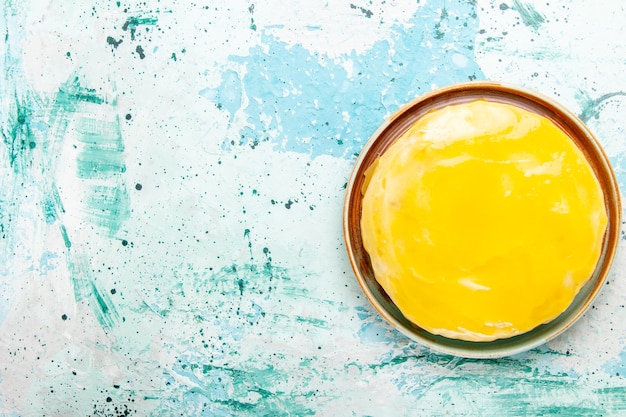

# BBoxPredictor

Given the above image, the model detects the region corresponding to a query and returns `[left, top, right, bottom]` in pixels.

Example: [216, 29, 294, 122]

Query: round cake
[360, 99, 608, 342]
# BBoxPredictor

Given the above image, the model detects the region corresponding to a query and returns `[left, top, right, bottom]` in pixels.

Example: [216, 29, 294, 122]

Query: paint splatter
[211, 0, 485, 159]
[350, 3, 374, 19]
[122, 16, 158, 41]
[106, 36, 123, 48]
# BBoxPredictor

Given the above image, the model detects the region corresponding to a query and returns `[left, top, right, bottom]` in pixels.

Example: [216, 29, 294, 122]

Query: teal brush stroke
[2, 91, 37, 173]
[42, 182, 65, 224]
[76, 148, 126, 179]
[90, 280, 119, 329]
[48, 76, 109, 130]
[82, 183, 130, 236]
[59, 224, 71, 248]
[374, 349, 626, 415]
[75, 116, 124, 150]
[68, 254, 120, 330]
[166, 359, 317, 416]
[511, 0, 545, 30]
[50, 73, 130, 237]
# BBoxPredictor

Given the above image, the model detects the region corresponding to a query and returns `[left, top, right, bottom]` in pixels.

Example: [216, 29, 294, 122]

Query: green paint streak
[369, 354, 421, 370]
[53, 76, 106, 109]
[39, 73, 131, 296]
[528, 406, 607, 417]
[68, 255, 119, 330]
[75, 117, 124, 151]
[90, 281, 119, 329]
[59, 224, 71, 248]
[41, 183, 66, 226]
[46, 74, 110, 164]
[83, 184, 130, 236]
[594, 386, 626, 410]
[68, 255, 92, 302]
[577, 90, 626, 123]
[125, 16, 159, 27]
[183, 362, 316, 416]
[56, 84, 131, 235]
[76, 149, 126, 179]
[55, 79, 129, 235]
[2, 90, 38, 174]
[294, 316, 328, 329]
[387, 355, 626, 416]
[511, 0, 545, 30]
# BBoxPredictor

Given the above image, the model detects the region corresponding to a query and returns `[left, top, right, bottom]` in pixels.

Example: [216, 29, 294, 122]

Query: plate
[343, 82, 622, 358]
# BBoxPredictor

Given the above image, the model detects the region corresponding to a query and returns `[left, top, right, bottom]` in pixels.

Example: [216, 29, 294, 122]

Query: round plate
[343, 81, 622, 358]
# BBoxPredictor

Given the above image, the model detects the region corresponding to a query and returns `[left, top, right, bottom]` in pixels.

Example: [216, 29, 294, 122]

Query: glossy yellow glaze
[361, 99, 608, 341]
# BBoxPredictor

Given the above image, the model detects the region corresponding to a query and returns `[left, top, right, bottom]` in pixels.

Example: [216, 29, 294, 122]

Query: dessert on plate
[360, 99, 608, 342]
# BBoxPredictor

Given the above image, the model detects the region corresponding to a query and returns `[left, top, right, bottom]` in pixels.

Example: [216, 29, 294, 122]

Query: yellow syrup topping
[360, 99, 608, 341]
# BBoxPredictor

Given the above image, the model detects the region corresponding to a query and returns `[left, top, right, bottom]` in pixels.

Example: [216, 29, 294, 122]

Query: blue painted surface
[215, 0, 484, 159]
[0, 0, 625, 415]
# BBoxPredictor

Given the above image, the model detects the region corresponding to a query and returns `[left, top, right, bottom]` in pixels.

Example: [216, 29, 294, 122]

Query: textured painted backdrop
[1, 0, 625, 416]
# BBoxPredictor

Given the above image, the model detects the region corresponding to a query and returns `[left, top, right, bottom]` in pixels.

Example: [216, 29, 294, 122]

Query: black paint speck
[125, 113, 132, 120]
[111, 288, 117, 295]
[106, 36, 123, 48]
[106, 397, 112, 403]
[61, 314, 68, 321]
[285, 199, 294, 209]
[135, 45, 146, 59]
[121, 240, 128, 246]
[135, 183, 142, 191]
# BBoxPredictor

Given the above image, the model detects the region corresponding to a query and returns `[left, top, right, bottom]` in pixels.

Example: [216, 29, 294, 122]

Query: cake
[360, 99, 608, 341]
